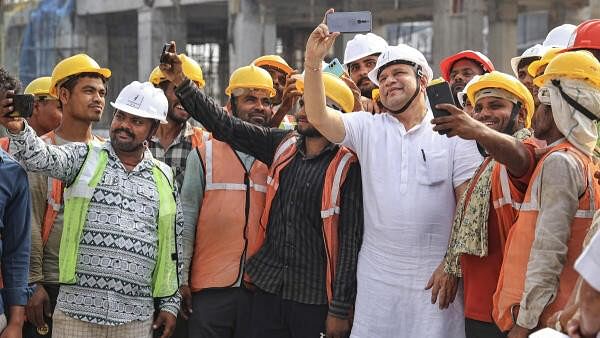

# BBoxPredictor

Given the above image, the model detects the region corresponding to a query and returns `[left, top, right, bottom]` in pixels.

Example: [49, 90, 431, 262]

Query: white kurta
[340, 111, 482, 338]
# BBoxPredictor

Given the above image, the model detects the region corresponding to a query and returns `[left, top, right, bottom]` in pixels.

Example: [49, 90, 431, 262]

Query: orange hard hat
[439, 50, 495, 81]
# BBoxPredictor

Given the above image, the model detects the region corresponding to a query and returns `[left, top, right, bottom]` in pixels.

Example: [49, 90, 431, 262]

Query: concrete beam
[487, 0, 518, 73]
[77, 0, 224, 16]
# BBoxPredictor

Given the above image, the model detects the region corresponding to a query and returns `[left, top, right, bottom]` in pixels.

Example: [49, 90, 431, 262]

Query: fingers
[424, 274, 434, 290]
[436, 103, 462, 115]
[29, 303, 45, 328]
[168, 41, 176, 53]
[438, 284, 448, 309]
[43, 294, 52, 317]
[322, 8, 335, 24]
[430, 281, 440, 304]
[152, 314, 165, 331]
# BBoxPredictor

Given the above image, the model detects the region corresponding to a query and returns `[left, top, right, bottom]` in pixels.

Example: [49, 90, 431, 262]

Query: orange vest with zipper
[246, 135, 358, 302]
[492, 142, 599, 331]
[189, 133, 268, 291]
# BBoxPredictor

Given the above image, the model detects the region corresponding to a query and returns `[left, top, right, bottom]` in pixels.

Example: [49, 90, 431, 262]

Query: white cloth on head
[545, 78, 600, 155]
[340, 110, 482, 338]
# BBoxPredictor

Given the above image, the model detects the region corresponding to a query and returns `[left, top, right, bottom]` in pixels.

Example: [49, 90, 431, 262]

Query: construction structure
[1, 0, 597, 128]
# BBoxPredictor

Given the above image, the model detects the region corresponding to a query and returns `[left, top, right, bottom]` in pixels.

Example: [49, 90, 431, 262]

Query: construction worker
[19, 54, 110, 338]
[301, 11, 481, 338]
[0, 85, 31, 337]
[440, 50, 495, 102]
[24, 77, 62, 136]
[510, 45, 547, 109]
[1, 81, 183, 338]
[178, 65, 273, 337]
[456, 75, 481, 116]
[429, 71, 536, 338]
[343, 33, 388, 99]
[148, 54, 206, 190]
[160, 42, 363, 338]
[492, 51, 600, 338]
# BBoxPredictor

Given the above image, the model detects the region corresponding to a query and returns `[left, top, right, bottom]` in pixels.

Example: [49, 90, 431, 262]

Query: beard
[357, 76, 376, 98]
[110, 128, 144, 152]
[297, 125, 322, 137]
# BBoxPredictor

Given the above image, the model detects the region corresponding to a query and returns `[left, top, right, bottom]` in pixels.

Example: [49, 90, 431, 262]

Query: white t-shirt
[340, 110, 482, 338]
[576, 228, 600, 291]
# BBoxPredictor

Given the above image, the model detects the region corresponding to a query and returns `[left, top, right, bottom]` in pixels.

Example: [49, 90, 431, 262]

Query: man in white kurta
[301, 11, 482, 337]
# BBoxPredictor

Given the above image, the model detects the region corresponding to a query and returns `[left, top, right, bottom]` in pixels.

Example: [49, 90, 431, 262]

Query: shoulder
[0, 150, 27, 179]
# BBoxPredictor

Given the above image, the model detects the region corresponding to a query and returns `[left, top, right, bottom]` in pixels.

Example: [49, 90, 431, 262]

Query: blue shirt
[0, 149, 31, 315]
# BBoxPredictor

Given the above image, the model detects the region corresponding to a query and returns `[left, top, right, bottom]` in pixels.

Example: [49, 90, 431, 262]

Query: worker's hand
[507, 324, 530, 338]
[340, 75, 362, 112]
[594, 171, 600, 186]
[273, 71, 302, 124]
[566, 311, 583, 338]
[0, 321, 23, 338]
[25, 284, 51, 329]
[325, 314, 351, 338]
[425, 262, 458, 310]
[547, 303, 578, 333]
[178, 285, 193, 320]
[0, 91, 25, 134]
[153, 311, 176, 338]
[159, 41, 186, 87]
[431, 103, 484, 139]
[305, 9, 340, 64]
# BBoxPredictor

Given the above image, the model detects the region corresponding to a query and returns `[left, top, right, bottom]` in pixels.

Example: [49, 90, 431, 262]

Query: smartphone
[323, 58, 345, 77]
[426, 81, 455, 118]
[7, 94, 34, 118]
[159, 42, 171, 63]
[326, 11, 372, 33]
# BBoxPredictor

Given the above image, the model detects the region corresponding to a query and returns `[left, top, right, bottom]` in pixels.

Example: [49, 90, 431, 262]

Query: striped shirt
[175, 79, 364, 318]
[148, 122, 196, 191]
[9, 124, 183, 325]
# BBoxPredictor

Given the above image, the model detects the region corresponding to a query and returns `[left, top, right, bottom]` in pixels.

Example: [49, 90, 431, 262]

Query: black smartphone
[426, 81, 455, 118]
[326, 11, 372, 33]
[7, 94, 34, 118]
[159, 42, 171, 63]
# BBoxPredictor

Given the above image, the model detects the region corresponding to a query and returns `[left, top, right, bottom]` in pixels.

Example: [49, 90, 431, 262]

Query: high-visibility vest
[246, 134, 358, 302]
[492, 142, 599, 331]
[0, 137, 8, 152]
[58, 143, 179, 297]
[40, 132, 104, 246]
[189, 126, 203, 148]
[189, 132, 268, 291]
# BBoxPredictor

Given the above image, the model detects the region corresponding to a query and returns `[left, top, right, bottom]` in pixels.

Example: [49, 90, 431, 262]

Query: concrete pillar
[228, 0, 277, 72]
[138, 6, 187, 83]
[486, 0, 517, 73]
[432, 0, 486, 77]
[591, 0, 600, 19]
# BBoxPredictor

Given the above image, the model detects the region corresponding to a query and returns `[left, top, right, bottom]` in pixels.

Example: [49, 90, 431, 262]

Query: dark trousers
[188, 287, 252, 338]
[22, 283, 59, 338]
[465, 318, 507, 338]
[250, 288, 328, 338]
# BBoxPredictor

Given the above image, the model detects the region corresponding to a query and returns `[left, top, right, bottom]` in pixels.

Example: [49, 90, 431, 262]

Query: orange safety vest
[246, 135, 358, 302]
[0, 137, 8, 152]
[189, 126, 203, 149]
[189, 132, 269, 291]
[493, 142, 599, 331]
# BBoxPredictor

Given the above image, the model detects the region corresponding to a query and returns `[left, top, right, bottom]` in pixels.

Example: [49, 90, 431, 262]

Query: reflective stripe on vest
[0, 137, 8, 152]
[248, 134, 357, 302]
[492, 143, 599, 331]
[190, 137, 268, 291]
[492, 165, 522, 210]
[59, 144, 178, 297]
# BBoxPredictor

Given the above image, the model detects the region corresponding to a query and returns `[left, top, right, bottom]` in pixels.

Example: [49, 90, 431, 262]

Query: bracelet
[304, 61, 322, 72]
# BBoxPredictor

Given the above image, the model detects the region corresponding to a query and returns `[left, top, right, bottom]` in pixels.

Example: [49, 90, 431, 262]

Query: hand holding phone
[426, 81, 455, 118]
[6, 94, 34, 118]
[326, 11, 372, 33]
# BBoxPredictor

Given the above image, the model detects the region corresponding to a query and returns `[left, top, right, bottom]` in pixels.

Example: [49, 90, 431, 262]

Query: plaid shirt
[148, 122, 197, 191]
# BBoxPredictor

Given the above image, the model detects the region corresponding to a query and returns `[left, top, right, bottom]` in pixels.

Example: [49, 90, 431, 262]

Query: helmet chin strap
[477, 101, 522, 157]
[388, 65, 423, 115]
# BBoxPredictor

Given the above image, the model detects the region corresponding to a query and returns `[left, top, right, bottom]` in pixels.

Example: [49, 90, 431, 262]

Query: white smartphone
[326, 11, 372, 33]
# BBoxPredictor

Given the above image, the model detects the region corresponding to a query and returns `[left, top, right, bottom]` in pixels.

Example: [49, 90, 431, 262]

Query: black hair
[0, 67, 21, 94]
[59, 72, 108, 93]
[517, 56, 540, 71]
[158, 80, 170, 92]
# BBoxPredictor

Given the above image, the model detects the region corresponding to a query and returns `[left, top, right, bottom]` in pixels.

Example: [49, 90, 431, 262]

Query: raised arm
[303, 9, 346, 144]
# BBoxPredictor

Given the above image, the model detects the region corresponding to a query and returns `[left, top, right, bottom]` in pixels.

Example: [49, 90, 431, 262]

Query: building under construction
[1, 0, 597, 127]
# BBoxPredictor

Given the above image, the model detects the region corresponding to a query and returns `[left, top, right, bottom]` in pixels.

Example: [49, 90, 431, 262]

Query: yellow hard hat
[428, 77, 445, 86]
[149, 54, 205, 88]
[527, 47, 561, 77]
[50, 54, 111, 97]
[533, 50, 600, 89]
[225, 65, 276, 97]
[295, 73, 355, 113]
[467, 71, 535, 128]
[24, 76, 55, 98]
[253, 55, 293, 75]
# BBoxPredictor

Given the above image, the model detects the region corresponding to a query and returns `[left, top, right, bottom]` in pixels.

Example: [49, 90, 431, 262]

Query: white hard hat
[367, 44, 433, 86]
[543, 24, 577, 48]
[110, 81, 168, 124]
[510, 44, 549, 77]
[457, 75, 481, 108]
[343, 33, 389, 65]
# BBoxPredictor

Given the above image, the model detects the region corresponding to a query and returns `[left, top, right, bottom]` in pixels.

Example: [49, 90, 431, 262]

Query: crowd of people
[0, 8, 600, 338]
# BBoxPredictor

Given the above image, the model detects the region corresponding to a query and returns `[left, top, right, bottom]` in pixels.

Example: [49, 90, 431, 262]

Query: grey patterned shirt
[8, 123, 183, 325]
